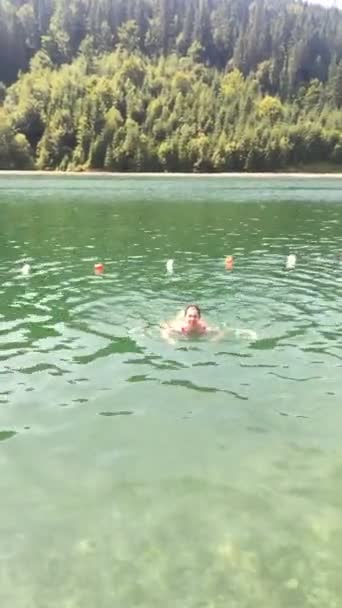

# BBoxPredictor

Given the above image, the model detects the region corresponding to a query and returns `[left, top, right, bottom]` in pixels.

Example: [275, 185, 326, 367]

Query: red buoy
[225, 255, 234, 271]
[94, 263, 104, 274]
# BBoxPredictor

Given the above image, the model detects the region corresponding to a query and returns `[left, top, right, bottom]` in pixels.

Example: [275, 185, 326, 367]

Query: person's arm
[207, 326, 229, 342]
[160, 323, 176, 345]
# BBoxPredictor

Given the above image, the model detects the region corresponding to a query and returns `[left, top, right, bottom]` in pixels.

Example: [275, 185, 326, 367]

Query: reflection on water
[0, 176, 342, 607]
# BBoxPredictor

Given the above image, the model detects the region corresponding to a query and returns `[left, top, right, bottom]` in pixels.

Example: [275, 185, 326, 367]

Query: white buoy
[21, 263, 31, 276]
[166, 259, 174, 274]
[285, 254, 297, 271]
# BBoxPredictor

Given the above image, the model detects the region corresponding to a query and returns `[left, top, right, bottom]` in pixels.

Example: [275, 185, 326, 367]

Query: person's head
[184, 304, 201, 328]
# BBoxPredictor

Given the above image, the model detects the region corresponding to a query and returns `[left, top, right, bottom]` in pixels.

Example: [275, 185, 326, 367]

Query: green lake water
[0, 174, 342, 607]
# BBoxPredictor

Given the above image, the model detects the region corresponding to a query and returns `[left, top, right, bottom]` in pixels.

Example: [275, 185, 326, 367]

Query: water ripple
[1, 176, 342, 608]
[0, 185, 341, 439]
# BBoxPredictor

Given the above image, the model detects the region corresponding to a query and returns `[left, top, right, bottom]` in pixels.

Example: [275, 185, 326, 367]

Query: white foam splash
[234, 328, 258, 341]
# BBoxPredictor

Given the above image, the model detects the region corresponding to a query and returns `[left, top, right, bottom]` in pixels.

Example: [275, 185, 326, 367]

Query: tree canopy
[0, 0, 341, 171]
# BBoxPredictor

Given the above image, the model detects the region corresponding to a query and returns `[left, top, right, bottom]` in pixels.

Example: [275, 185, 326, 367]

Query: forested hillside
[1, 0, 342, 171]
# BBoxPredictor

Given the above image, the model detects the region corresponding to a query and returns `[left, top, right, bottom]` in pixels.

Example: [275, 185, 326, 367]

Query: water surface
[0, 175, 342, 607]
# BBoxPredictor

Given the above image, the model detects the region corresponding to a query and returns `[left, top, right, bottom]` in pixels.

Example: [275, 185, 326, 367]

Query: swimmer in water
[161, 304, 222, 344]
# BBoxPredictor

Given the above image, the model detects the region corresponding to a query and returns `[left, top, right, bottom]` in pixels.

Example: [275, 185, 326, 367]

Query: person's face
[185, 307, 200, 328]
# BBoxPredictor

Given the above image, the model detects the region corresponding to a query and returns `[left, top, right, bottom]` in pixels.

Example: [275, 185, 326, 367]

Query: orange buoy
[225, 255, 234, 271]
[94, 262, 104, 274]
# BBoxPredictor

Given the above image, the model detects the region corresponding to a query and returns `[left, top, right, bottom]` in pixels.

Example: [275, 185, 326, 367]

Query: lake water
[0, 174, 342, 608]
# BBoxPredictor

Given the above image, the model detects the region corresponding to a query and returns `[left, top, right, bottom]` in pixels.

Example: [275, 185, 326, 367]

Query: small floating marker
[166, 259, 174, 274]
[225, 255, 234, 271]
[94, 262, 104, 274]
[21, 263, 31, 276]
[285, 254, 296, 271]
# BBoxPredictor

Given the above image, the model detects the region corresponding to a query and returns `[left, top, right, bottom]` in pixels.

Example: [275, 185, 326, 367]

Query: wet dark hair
[184, 304, 201, 317]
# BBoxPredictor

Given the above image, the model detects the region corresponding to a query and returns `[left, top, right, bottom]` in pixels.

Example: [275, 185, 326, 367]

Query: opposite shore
[0, 170, 341, 178]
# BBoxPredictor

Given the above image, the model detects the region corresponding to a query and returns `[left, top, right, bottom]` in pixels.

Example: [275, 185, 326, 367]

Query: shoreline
[0, 170, 341, 178]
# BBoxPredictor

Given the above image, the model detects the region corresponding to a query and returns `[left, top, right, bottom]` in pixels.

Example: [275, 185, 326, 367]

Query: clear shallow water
[0, 175, 342, 607]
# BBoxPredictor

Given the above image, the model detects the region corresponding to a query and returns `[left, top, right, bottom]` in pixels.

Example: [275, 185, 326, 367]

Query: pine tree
[333, 61, 342, 108]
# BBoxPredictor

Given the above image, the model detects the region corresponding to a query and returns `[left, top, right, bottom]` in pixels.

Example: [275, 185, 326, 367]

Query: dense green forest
[0, 0, 342, 172]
